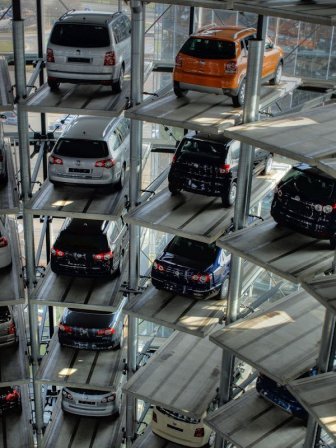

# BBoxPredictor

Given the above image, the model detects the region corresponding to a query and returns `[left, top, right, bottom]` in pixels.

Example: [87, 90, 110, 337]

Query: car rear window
[167, 237, 218, 264]
[178, 138, 228, 157]
[56, 232, 109, 252]
[50, 24, 110, 48]
[180, 37, 236, 59]
[64, 310, 114, 328]
[54, 139, 109, 158]
[0, 306, 10, 322]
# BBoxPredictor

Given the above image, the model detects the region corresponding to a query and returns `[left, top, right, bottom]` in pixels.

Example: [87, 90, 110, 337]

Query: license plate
[167, 424, 183, 432]
[69, 168, 91, 174]
[78, 400, 95, 405]
[68, 57, 90, 63]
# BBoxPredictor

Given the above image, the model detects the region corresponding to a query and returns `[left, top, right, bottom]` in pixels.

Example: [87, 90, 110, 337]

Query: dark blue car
[256, 370, 318, 421]
[151, 236, 231, 299]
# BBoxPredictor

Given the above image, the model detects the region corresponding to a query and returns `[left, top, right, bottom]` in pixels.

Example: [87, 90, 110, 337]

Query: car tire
[330, 235, 336, 250]
[269, 62, 283, 85]
[173, 81, 188, 98]
[221, 181, 237, 207]
[232, 78, 246, 107]
[116, 164, 126, 190]
[261, 154, 273, 175]
[219, 277, 229, 300]
[168, 182, 181, 196]
[48, 78, 60, 91]
[112, 66, 124, 93]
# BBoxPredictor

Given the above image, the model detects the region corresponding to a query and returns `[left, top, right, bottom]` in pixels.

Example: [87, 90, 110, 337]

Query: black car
[151, 236, 231, 299]
[50, 217, 127, 278]
[271, 163, 336, 248]
[58, 308, 124, 350]
[168, 132, 273, 207]
[0, 386, 22, 415]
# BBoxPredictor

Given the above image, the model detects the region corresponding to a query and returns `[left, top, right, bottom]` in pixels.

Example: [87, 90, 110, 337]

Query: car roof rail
[196, 23, 219, 34]
[58, 9, 76, 21]
[105, 11, 123, 24]
[233, 27, 256, 39]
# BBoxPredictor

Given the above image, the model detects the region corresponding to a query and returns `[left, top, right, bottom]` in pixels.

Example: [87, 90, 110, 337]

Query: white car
[0, 221, 11, 269]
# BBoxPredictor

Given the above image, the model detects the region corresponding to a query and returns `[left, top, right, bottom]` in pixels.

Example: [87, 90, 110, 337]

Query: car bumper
[152, 425, 208, 448]
[62, 399, 119, 417]
[49, 172, 116, 186]
[0, 401, 21, 414]
[58, 334, 118, 350]
[0, 334, 18, 348]
[47, 69, 119, 84]
[50, 260, 114, 278]
[151, 276, 219, 299]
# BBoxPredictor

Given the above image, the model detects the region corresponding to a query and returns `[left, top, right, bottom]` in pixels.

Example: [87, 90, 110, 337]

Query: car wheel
[112, 66, 124, 93]
[219, 277, 229, 300]
[232, 79, 246, 107]
[173, 81, 188, 98]
[116, 164, 126, 190]
[48, 78, 60, 91]
[261, 154, 273, 175]
[208, 431, 216, 447]
[168, 182, 181, 196]
[221, 181, 237, 207]
[330, 235, 336, 250]
[270, 62, 283, 85]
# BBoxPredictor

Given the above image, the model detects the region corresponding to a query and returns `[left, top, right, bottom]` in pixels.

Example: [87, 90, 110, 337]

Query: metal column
[215, 16, 267, 448]
[12, 1, 44, 445]
[126, 1, 144, 446]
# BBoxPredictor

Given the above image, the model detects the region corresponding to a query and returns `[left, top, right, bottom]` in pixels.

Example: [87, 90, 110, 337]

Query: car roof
[60, 115, 122, 140]
[57, 10, 123, 25]
[293, 163, 336, 181]
[62, 219, 108, 235]
[184, 131, 232, 146]
[192, 25, 256, 42]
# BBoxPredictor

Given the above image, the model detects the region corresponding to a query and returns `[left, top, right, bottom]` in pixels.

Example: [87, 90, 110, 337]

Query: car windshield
[180, 37, 236, 59]
[50, 24, 110, 47]
[53, 139, 109, 158]
[178, 138, 228, 157]
[0, 307, 10, 323]
[63, 309, 114, 328]
[166, 237, 218, 264]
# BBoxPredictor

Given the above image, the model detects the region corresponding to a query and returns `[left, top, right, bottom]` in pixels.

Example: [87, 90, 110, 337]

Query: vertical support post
[12, 1, 44, 445]
[215, 16, 267, 448]
[326, 26, 334, 80]
[126, 1, 144, 446]
[189, 6, 194, 35]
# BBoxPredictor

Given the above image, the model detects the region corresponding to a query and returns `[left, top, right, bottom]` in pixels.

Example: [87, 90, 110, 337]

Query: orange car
[173, 25, 284, 107]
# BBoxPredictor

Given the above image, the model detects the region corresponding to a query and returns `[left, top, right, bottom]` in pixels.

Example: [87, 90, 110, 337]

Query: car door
[228, 140, 240, 180]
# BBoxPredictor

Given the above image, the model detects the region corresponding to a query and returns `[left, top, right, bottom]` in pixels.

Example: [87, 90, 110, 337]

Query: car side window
[242, 34, 256, 52]
[120, 16, 131, 40]
[112, 20, 123, 44]
[265, 38, 274, 50]
[109, 133, 121, 151]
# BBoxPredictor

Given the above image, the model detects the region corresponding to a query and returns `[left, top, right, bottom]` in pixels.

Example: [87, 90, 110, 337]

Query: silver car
[48, 115, 130, 189]
[0, 306, 18, 348]
[61, 387, 122, 417]
[46, 10, 131, 92]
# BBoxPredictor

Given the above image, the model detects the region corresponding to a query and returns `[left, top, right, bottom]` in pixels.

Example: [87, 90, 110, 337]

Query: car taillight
[194, 427, 205, 438]
[225, 61, 237, 73]
[191, 273, 211, 283]
[47, 48, 55, 63]
[59, 323, 73, 334]
[153, 261, 165, 272]
[5, 389, 20, 402]
[93, 251, 113, 261]
[51, 247, 65, 257]
[49, 155, 63, 165]
[172, 154, 177, 164]
[104, 51, 116, 66]
[152, 411, 157, 422]
[219, 164, 230, 174]
[62, 390, 73, 400]
[175, 54, 182, 67]
[0, 237, 8, 248]
[95, 159, 116, 169]
[8, 321, 15, 335]
[96, 328, 116, 336]
[101, 393, 116, 403]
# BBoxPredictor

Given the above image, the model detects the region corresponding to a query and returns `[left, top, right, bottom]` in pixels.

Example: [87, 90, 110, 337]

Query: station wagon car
[62, 386, 122, 417]
[151, 236, 231, 299]
[173, 25, 283, 106]
[271, 163, 336, 248]
[0, 220, 11, 269]
[0, 306, 18, 348]
[58, 307, 123, 350]
[46, 10, 131, 92]
[50, 218, 127, 278]
[168, 132, 273, 206]
[48, 115, 130, 190]
[0, 386, 22, 415]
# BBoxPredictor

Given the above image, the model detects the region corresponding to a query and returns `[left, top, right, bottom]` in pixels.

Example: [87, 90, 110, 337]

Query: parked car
[256, 370, 318, 421]
[151, 236, 231, 299]
[48, 115, 130, 190]
[0, 122, 8, 185]
[173, 25, 283, 106]
[168, 132, 273, 206]
[271, 163, 336, 248]
[47, 114, 77, 139]
[1, 111, 17, 126]
[61, 386, 122, 417]
[0, 306, 18, 348]
[46, 10, 131, 92]
[0, 386, 22, 414]
[58, 307, 124, 350]
[0, 220, 11, 269]
[50, 218, 127, 278]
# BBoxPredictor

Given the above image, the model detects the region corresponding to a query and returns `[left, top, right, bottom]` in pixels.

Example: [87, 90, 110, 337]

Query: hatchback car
[271, 163, 336, 248]
[50, 218, 127, 278]
[46, 10, 131, 92]
[0, 386, 22, 415]
[48, 115, 130, 190]
[0, 306, 18, 348]
[0, 220, 11, 269]
[151, 236, 231, 299]
[173, 25, 283, 106]
[168, 132, 273, 207]
[62, 386, 122, 417]
[58, 308, 123, 350]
